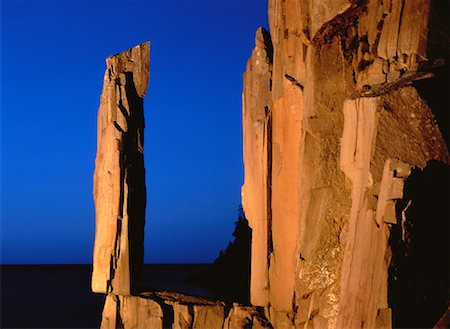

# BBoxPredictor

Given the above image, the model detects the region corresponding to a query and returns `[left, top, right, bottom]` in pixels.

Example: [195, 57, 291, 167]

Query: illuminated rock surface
[242, 27, 273, 307]
[101, 292, 273, 329]
[94, 1, 448, 327]
[92, 42, 149, 295]
[242, 0, 449, 328]
[101, 292, 225, 329]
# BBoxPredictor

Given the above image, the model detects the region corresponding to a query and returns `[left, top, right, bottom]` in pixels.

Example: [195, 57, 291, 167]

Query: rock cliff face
[242, 0, 449, 328]
[92, 42, 149, 295]
[93, 1, 448, 328]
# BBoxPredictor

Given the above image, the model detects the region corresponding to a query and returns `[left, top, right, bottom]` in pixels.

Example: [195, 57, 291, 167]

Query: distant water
[1, 264, 218, 328]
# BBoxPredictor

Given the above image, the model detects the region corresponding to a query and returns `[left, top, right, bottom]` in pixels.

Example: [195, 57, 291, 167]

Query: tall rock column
[242, 27, 273, 307]
[92, 42, 150, 295]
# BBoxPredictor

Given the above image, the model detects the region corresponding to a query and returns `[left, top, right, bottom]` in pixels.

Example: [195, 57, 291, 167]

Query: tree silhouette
[189, 206, 251, 304]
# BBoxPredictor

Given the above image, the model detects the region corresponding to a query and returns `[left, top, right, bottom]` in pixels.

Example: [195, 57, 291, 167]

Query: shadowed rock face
[242, 0, 449, 328]
[92, 42, 150, 296]
[93, 1, 448, 328]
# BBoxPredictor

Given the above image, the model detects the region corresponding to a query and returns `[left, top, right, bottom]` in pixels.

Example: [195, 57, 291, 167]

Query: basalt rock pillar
[92, 42, 150, 295]
[242, 27, 273, 307]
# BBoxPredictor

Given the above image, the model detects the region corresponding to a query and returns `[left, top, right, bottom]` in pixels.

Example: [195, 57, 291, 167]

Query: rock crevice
[242, 1, 448, 328]
[92, 1, 448, 327]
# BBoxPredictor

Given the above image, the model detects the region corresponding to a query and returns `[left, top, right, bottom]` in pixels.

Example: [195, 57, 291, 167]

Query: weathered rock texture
[101, 292, 225, 329]
[242, 27, 273, 307]
[242, 0, 449, 328]
[101, 292, 274, 329]
[93, 1, 448, 327]
[224, 304, 274, 329]
[92, 42, 150, 295]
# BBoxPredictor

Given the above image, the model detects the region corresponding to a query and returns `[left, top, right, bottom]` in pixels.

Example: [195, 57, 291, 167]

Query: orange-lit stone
[92, 42, 149, 295]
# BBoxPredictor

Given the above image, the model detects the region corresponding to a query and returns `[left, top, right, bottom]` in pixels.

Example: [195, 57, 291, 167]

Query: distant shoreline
[1, 263, 217, 328]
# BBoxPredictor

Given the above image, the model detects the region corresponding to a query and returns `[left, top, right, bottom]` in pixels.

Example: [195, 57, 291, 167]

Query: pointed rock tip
[255, 27, 269, 43]
[107, 41, 150, 61]
[104, 41, 150, 97]
[132, 41, 150, 53]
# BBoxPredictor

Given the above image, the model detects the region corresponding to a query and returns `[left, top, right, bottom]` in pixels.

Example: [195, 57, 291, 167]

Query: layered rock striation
[242, 27, 273, 307]
[92, 42, 150, 295]
[92, 1, 448, 328]
[242, 0, 449, 328]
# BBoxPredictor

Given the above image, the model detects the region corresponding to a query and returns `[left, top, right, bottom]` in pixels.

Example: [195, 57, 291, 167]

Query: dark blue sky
[1, 0, 269, 264]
